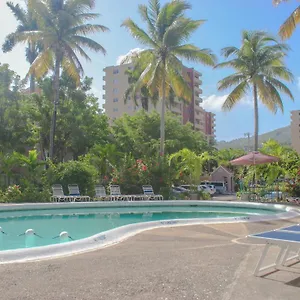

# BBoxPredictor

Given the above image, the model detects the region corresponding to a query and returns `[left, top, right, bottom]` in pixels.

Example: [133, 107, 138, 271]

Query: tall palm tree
[273, 0, 300, 39]
[2, 1, 41, 93]
[14, 0, 109, 160]
[216, 31, 294, 151]
[121, 0, 216, 156]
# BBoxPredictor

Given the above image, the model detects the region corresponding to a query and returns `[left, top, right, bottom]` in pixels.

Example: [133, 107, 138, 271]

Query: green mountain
[217, 126, 291, 150]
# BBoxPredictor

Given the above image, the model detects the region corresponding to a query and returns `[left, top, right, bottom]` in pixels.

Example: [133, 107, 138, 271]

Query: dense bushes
[47, 160, 98, 196]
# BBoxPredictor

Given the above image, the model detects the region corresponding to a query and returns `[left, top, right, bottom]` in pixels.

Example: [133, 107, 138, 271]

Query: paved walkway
[1, 217, 300, 300]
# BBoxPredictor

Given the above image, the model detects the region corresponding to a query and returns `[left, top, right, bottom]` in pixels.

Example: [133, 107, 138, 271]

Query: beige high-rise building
[291, 110, 300, 153]
[103, 63, 215, 140]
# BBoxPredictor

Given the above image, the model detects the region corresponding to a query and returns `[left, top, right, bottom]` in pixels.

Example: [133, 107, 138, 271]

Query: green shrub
[47, 160, 97, 196]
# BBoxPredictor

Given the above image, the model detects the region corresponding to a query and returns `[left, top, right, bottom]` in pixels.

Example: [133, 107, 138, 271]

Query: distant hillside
[217, 126, 291, 150]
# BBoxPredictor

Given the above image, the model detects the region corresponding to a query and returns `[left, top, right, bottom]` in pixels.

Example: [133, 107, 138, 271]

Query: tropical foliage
[2, 1, 41, 92]
[216, 30, 294, 150]
[9, 0, 109, 160]
[121, 0, 216, 155]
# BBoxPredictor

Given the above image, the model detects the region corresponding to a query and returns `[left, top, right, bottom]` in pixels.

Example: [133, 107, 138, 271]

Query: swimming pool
[0, 201, 298, 263]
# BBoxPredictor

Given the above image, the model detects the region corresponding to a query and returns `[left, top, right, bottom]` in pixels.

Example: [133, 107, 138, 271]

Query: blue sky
[0, 0, 299, 141]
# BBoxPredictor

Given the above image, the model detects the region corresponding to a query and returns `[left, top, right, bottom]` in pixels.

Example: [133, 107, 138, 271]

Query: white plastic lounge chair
[68, 184, 90, 202]
[94, 185, 111, 201]
[110, 185, 132, 201]
[248, 225, 300, 277]
[142, 185, 163, 201]
[51, 184, 72, 202]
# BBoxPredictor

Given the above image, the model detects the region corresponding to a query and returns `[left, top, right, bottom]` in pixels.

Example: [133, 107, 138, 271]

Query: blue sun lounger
[248, 225, 300, 276]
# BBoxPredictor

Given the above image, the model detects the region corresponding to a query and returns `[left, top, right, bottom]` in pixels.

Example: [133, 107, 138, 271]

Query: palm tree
[2, 1, 41, 93]
[216, 31, 294, 151]
[124, 68, 159, 111]
[121, 0, 216, 156]
[14, 0, 109, 160]
[273, 0, 300, 39]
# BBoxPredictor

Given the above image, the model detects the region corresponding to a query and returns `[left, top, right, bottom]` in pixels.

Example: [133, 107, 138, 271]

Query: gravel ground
[1, 217, 300, 300]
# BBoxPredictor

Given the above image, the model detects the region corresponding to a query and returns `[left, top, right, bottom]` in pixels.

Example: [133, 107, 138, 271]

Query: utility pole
[244, 132, 251, 152]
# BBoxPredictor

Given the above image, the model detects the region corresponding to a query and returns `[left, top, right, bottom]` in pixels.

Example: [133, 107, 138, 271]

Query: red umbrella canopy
[230, 151, 280, 166]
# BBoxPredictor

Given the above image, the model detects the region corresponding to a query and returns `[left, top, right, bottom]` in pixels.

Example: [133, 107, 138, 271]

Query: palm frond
[2, 33, 16, 53]
[279, 6, 300, 39]
[221, 46, 240, 58]
[163, 18, 205, 47]
[61, 56, 81, 86]
[28, 48, 53, 78]
[121, 18, 158, 48]
[138, 4, 156, 39]
[172, 44, 217, 66]
[166, 61, 192, 101]
[265, 80, 284, 113]
[157, 0, 191, 30]
[6, 2, 27, 24]
[255, 77, 277, 113]
[68, 24, 109, 35]
[266, 77, 294, 100]
[70, 35, 106, 55]
[217, 74, 247, 91]
[222, 81, 249, 111]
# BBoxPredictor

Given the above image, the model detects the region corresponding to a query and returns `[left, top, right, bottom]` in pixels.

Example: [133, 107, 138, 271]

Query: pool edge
[0, 200, 299, 264]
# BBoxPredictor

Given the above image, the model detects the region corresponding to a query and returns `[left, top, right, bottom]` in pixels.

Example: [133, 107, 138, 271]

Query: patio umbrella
[230, 151, 280, 194]
[230, 151, 279, 166]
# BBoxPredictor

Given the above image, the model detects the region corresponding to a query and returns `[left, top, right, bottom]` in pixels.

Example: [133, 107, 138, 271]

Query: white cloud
[116, 48, 144, 65]
[201, 94, 252, 113]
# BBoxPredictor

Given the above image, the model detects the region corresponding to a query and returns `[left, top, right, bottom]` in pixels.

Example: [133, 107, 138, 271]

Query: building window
[128, 105, 132, 110]
[113, 88, 118, 93]
[113, 98, 118, 102]
[128, 66, 133, 70]
[113, 108, 118, 112]
[113, 79, 118, 84]
[113, 69, 119, 74]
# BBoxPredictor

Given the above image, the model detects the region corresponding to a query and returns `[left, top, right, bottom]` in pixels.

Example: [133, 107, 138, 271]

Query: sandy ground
[1, 215, 300, 300]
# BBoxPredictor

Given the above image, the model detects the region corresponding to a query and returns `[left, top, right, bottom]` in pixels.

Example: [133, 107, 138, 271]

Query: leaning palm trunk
[49, 55, 61, 160]
[253, 84, 259, 151]
[160, 69, 166, 156]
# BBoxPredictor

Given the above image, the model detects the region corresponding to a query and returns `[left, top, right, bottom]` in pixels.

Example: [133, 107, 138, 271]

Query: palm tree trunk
[160, 69, 166, 156]
[49, 55, 60, 160]
[253, 83, 259, 151]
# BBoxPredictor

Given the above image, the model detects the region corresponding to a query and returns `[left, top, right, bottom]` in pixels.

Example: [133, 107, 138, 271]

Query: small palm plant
[121, 0, 216, 156]
[216, 31, 294, 151]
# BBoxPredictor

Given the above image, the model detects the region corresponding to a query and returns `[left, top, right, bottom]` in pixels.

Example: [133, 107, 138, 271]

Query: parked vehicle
[201, 181, 226, 194]
[180, 184, 216, 195]
[171, 186, 189, 194]
[199, 184, 216, 195]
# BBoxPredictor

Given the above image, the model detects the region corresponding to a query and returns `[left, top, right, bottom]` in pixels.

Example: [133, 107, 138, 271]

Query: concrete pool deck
[1, 217, 300, 300]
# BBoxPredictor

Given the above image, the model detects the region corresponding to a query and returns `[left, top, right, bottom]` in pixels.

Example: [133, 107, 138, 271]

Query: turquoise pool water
[0, 205, 280, 251]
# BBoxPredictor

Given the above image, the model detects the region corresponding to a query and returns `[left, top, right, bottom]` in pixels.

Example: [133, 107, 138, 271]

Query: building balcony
[103, 76, 106, 81]
[194, 86, 203, 95]
[170, 104, 182, 114]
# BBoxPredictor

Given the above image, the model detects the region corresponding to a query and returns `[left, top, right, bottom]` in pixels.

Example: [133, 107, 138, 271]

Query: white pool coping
[0, 200, 299, 264]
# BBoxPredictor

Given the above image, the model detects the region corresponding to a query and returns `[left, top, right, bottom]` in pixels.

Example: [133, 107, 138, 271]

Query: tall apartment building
[291, 110, 300, 153]
[103, 63, 215, 140]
